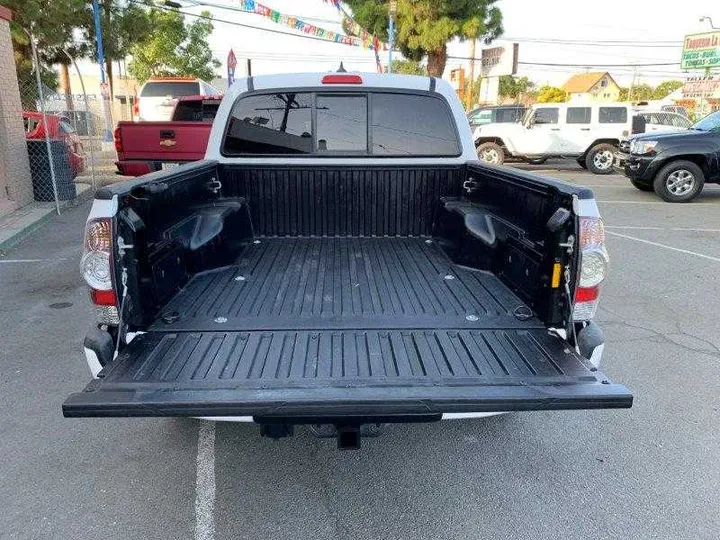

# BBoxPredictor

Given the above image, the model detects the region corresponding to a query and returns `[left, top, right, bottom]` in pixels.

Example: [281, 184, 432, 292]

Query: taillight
[80, 219, 119, 325]
[132, 97, 139, 117]
[573, 216, 609, 321]
[321, 74, 363, 84]
[114, 127, 122, 153]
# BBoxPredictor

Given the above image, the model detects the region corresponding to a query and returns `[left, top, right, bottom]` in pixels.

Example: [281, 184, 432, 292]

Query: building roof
[563, 72, 614, 93]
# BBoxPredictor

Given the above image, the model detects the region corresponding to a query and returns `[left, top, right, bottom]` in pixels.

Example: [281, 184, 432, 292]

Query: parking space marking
[606, 231, 720, 263]
[598, 200, 718, 205]
[195, 421, 216, 540]
[607, 226, 720, 233]
[0, 259, 50, 263]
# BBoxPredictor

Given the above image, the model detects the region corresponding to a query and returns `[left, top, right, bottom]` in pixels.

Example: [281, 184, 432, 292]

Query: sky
[85, 0, 717, 87]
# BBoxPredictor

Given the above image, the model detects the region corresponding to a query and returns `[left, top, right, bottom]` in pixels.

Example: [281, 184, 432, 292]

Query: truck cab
[475, 103, 635, 174]
[64, 73, 631, 448]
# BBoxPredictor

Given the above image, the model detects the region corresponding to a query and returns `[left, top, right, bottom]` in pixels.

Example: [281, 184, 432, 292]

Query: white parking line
[195, 421, 216, 540]
[598, 200, 718, 205]
[0, 259, 49, 263]
[606, 231, 720, 263]
[607, 226, 720, 233]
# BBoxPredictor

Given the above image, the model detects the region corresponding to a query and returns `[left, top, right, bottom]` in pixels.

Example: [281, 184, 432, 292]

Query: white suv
[133, 77, 219, 122]
[474, 103, 635, 174]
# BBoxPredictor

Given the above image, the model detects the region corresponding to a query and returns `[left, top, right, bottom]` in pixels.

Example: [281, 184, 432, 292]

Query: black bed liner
[63, 237, 632, 417]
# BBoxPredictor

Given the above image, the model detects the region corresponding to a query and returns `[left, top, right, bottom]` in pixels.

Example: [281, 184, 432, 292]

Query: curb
[0, 184, 94, 254]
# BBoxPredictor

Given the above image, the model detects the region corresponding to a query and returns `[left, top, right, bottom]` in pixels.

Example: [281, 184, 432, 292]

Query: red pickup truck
[114, 95, 221, 176]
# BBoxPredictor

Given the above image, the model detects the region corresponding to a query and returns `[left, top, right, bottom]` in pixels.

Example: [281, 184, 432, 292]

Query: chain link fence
[15, 40, 122, 214]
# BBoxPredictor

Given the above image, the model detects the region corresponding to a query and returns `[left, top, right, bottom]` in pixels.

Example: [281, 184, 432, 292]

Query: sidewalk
[0, 183, 92, 252]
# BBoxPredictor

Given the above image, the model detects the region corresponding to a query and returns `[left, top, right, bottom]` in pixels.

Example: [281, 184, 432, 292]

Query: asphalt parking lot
[1, 161, 719, 540]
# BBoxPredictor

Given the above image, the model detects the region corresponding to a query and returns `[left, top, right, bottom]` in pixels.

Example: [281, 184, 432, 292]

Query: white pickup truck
[64, 72, 631, 448]
[474, 102, 637, 174]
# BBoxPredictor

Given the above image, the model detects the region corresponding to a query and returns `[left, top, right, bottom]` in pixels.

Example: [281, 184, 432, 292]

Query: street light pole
[92, 0, 113, 143]
[387, 0, 396, 73]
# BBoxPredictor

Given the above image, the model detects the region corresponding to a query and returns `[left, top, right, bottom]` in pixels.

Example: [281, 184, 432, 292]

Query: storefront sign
[681, 31, 720, 70]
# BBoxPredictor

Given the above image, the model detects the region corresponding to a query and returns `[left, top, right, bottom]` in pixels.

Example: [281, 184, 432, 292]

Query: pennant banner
[237, 0, 388, 51]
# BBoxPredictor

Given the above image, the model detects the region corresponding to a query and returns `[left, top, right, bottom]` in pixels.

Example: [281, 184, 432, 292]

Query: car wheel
[477, 142, 505, 165]
[653, 160, 705, 203]
[585, 143, 617, 175]
[526, 157, 548, 165]
[630, 179, 653, 192]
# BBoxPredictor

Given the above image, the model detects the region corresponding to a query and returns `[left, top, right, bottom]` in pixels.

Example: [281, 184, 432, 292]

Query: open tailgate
[63, 329, 631, 418]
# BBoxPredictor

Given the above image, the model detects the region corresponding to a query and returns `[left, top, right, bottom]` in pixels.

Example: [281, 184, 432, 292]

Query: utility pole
[246, 58, 252, 77]
[92, 0, 113, 144]
[387, 0, 396, 73]
[465, 38, 477, 110]
[628, 66, 637, 102]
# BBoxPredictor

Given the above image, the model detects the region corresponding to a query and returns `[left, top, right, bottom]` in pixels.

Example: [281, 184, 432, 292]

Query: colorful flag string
[237, 0, 388, 52]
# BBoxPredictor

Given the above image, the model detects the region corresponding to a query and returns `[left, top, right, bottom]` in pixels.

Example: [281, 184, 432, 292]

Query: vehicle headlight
[630, 140, 658, 155]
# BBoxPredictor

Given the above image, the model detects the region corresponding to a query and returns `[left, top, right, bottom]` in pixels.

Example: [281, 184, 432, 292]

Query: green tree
[653, 80, 683, 100]
[536, 86, 568, 103]
[4, 0, 86, 108]
[343, 0, 503, 77]
[389, 58, 427, 75]
[127, 8, 220, 83]
[82, 1, 153, 96]
[498, 75, 535, 101]
[627, 83, 654, 102]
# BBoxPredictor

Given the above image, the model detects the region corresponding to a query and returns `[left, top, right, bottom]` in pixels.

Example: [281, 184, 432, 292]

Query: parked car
[637, 111, 692, 133]
[133, 77, 219, 121]
[614, 111, 692, 171]
[615, 110, 720, 202]
[23, 111, 86, 177]
[474, 102, 639, 174]
[115, 95, 222, 176]
[468, 105, 526, 128]
[64, 73, 632, 447]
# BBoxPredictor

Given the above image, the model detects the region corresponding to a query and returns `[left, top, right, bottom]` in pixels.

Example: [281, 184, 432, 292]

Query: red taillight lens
[575, 286, 599, 303]
[132, 97, 139, 117]
[114, 127, 123, 153]
[91, 288, 118, 306]
[321, 74, 363, 84]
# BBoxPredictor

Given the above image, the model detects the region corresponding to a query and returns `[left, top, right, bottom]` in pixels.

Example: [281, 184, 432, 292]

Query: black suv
[617, 110, 720, 202]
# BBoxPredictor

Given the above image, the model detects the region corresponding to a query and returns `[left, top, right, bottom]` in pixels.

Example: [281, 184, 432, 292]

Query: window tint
[316, 95, 367, 152]
[140, 81, 200, 97]
[533, 107, 559, 124]
[599, 107, 627, 123]
[173, 100, 220, 122]
[496, 107, 523, 123]
[566, 107, 591, 124]
[371, 94, 459, 155]
[223, 93, 313, 155]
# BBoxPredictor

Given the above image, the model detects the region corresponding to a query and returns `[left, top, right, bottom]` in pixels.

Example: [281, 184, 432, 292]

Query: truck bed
[64, 237, 631, 417]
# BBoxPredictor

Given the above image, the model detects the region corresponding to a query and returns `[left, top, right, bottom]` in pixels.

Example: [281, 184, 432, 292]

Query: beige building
[563, 72, 621, 102]
[0, 5, 34, 215]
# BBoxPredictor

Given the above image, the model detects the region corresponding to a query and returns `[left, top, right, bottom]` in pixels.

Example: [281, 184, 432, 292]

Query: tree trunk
[426, 45, 447, 78]
[105, 57, 114, 99]
[59, 63, 74, 111]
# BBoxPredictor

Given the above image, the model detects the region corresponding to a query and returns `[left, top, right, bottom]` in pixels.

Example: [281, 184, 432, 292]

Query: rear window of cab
[221, 91, 461, 157]
[140, 81, 201, 97]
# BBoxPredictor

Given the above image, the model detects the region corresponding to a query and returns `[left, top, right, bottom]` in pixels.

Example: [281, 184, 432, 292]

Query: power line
[517, 61, 681, 67]
[128, 0, 370, 48]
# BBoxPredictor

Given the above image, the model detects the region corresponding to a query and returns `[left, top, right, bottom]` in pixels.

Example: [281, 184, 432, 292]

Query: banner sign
[237, 0, 387, 50]
[681, 76, 720, 98]
[681, 31, 720, 70]
[480, 44, 519, 77]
